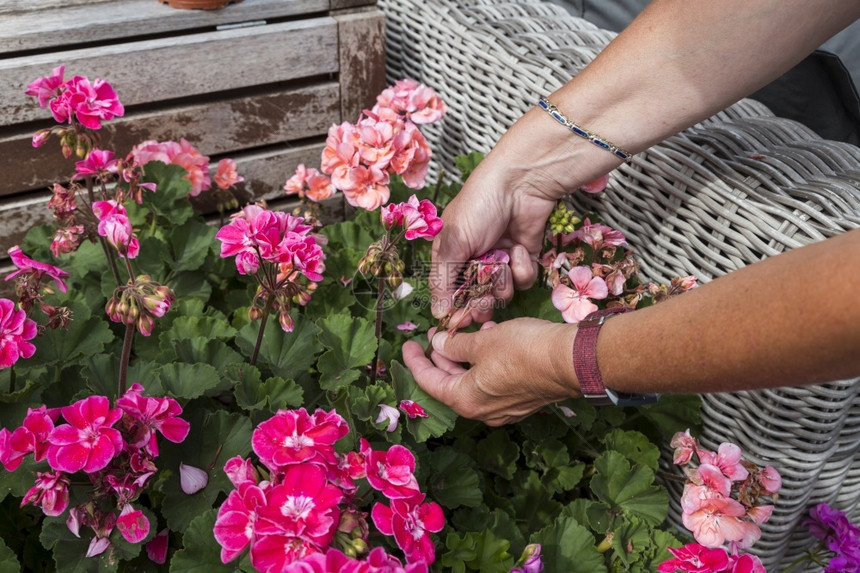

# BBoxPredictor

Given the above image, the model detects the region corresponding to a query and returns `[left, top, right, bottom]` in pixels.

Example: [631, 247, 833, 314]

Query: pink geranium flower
[116, 383, 190, 457]
[74, 148, 119, 180]
[0, 298, 38, 369]
[47, 75, 124, 129]
[5, 246, 69, 293]
[46, 395, 124, 474]
[381, 195, 442, 241]
[131, 138, 211, 196]
[92, 200, 139, 259]
[50, 225, 85, 258]
[565, 218, 626, 250]
[698, 443, 750, 482]
[681, 489, 758, 548]
[145, 528, 169, 565]
[550, 266, 608, 324]
[214, 483, 267, 563]
[361, 440, 420, 499]
[399, 400, 428, 419]
[0, 406, 56, 471]
[251, 408, 348, 472]
[284, 164, 336, 202]
[372, 494, 445, 565]
[657, 543, 730, 573]
[671, 429, 698, 465]
[224, 456, 258, 488]
[756, 465, 782, 495]
[214, 158, 244, 190]
[373, 78, 447, 125]
[25, 65, 66, 108]
[21, 470, 69, 516]
[397, 321, 419, 332]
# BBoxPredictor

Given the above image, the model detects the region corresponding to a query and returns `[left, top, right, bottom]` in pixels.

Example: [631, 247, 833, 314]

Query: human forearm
[593, 230, 860, 394]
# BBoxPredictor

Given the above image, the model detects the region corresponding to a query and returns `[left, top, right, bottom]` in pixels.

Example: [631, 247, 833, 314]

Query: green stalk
[118, 323, 134, 397]
[369, 276, 386, 381]
[250, 293, 276, 367]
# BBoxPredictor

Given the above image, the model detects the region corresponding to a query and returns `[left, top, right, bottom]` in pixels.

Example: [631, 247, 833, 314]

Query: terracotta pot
[159, 0, 243, 10]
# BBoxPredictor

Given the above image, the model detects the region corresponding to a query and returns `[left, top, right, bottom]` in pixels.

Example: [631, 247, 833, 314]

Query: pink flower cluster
[670, 430, 781, 551]
[284, 164, 336, 203]
[0, 386, 189, 558]
[320, 79, 445, 211]
[92, 200, 140, 259]
[658, 543, 765, 573]
[131, 138, 212, 196]
[214, 408, 443, 572]
[216, 205, 325, 332]
[25, 65, 124, 131]
[545, 217, 697, 323]
[0, 298, 38, 369]
[381, 195, 443, 241]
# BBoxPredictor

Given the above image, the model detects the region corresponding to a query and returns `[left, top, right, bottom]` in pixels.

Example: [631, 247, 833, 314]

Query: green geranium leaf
[609, 516, 652, 567]
[134, 236, 170, 277]
[477, 430, 520, 480]
[160, 409, 253, 531]
[466, 528, 514, 573]
[28, 315, 114, 367]
[590, 451, 668, 526]
[316, 313, 377, 391]
[164, 219, 216, 272]
[428, 448, 483, 509]
[602, 429, 661, 472]
[63, 239, 108, 278]
[40, 516, 118, 573]
[171, 338, 244, 373]
[320, 220, 374, 250]
[350, 383, 395, 422]
[167, 269, 213, 301]
[230, 363, 303, 412]
[158, 362, 221, 400]
[170, 509, 240, 572]
[0, 366, 48, 404]
[442, 532, 478, 573]
[162, 316, 237, 344]
[236, 314, 321, 381]
[509, 470, 563, 534]
[562, 498, 612, 534]
[390, 361, 458, 443]
[0, 536, 19, 573]
[82, 355, 163, 399]
[640, 394, 702, 437]
[0, 456, 41, 502]
[140, 162, 195, 226]
[532, 515, 606, 573]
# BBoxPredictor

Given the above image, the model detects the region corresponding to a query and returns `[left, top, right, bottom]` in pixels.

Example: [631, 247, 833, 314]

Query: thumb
[430, 228, 471, 319]
[431, 330, 480, 363]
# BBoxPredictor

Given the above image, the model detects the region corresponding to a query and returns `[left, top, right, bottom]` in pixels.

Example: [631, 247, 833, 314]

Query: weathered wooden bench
[0, 0, 386, 284]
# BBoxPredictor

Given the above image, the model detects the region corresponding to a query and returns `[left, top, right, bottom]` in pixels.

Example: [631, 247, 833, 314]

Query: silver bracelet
[537, 97, 632, 162]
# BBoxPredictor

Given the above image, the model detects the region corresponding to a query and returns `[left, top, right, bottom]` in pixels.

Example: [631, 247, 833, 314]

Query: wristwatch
[573, 307, 660, 406]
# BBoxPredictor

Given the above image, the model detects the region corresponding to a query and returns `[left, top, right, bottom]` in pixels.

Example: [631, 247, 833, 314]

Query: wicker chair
[378, 0, 860, 569]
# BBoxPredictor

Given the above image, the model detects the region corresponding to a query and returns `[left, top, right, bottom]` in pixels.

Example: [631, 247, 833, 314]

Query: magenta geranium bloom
[21, 470, 69, 517]
[372, 494, 444, 565]
[5, 246, 69, 293]
[46, 395, 123, 474]
[251, 408, 348, 471]
[361, 440, 420, 499]
[399, 400, 428, 419]
[214, 483, 267, 563]
[25, 65, 65, 108]
[74, 148, 119, 180]
[116, 504, 150, 544]
[657, 543, 730, 573]
[116, 383, 190, 457]
[0, 406, 56, 471]
[0, 298, 38, 369]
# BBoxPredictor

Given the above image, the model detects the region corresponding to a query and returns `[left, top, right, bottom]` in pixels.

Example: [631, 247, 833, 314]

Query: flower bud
[32, 129, 51, 148]
[137, 314, 154, 337]
[387, 271, 402, 289]
[278, 311, 294, 333]
[248, 305, 263, 322]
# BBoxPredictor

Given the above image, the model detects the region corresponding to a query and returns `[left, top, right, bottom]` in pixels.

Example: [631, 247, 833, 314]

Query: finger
[468, 296, 496, 324]
[490, 262, 514, 304]
[479, 320, 498, 330]
[429, 349, 469, 374]
[430, 228, 469, 319]
[431, 329, 480, 363]
[402, 340, 461, 404]
[510, 243, 538, 290]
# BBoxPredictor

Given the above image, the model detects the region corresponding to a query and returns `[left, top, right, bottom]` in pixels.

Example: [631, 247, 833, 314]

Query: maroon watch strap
[573, 307, 631, 404]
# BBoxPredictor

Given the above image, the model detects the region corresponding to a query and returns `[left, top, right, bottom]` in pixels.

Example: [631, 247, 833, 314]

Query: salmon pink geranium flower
[551, 266, 608, 324]
[214, 158, 244, 190]
[284, 164, 336, 202]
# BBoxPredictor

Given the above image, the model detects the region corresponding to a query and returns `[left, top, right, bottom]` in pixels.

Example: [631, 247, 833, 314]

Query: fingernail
[431, 300, 446, 319]
[432, 331, 448, 352]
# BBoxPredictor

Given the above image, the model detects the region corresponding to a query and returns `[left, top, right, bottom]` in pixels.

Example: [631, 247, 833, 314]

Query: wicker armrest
[379, 0, 860, 568]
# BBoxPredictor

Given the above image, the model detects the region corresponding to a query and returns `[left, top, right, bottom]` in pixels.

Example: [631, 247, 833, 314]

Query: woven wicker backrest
[378, 0, 860, 569]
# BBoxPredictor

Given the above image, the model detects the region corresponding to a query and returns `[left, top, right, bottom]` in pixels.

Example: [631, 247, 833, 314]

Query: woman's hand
[401, 318, 579, 426]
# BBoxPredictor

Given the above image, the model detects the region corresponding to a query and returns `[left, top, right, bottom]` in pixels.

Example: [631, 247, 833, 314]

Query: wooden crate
[0, 0, 387, 287]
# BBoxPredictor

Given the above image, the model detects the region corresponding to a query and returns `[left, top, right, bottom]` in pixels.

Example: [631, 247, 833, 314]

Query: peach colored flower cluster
[670, 430, 781, 551]
[317, 79, 445, 211]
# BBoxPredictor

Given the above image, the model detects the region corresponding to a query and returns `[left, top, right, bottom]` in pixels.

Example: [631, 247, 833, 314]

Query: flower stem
[86, 176, 122, 285]
[118, 323, 134, 397]
[431, 169, 445, 205]
[369, 276, 386, 380]
[250, 293, 276, 367]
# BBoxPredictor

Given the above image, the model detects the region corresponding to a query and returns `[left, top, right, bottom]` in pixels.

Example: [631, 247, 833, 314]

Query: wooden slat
[0, 82, 341, 196]
[0, 18, 338, 126]
[330, 0, 377, 10]
[0, 141, 327, 271]
[0, 0, 112, 15]
[0, 0, 329, 53]
[334, 9, 388, 123]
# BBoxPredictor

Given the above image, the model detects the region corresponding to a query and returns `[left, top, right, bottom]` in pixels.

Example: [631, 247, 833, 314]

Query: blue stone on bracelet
[571, 126, 588, 138]
[615, 150, 630, 159]
[538, 99, 549, 110]
[592, 139, 611, 150]
[550, 111, 566, 124]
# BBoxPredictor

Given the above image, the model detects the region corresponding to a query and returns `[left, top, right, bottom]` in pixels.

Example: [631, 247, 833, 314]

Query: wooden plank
[330, 0, 377, 10]
[0, 141, 327, 269]
[334, 9, 388, 123]
[0, 0, 329, 53]
[0, 82, 341, 196]
[0, 0, 112, 15]
[0, 18, 339, 126]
